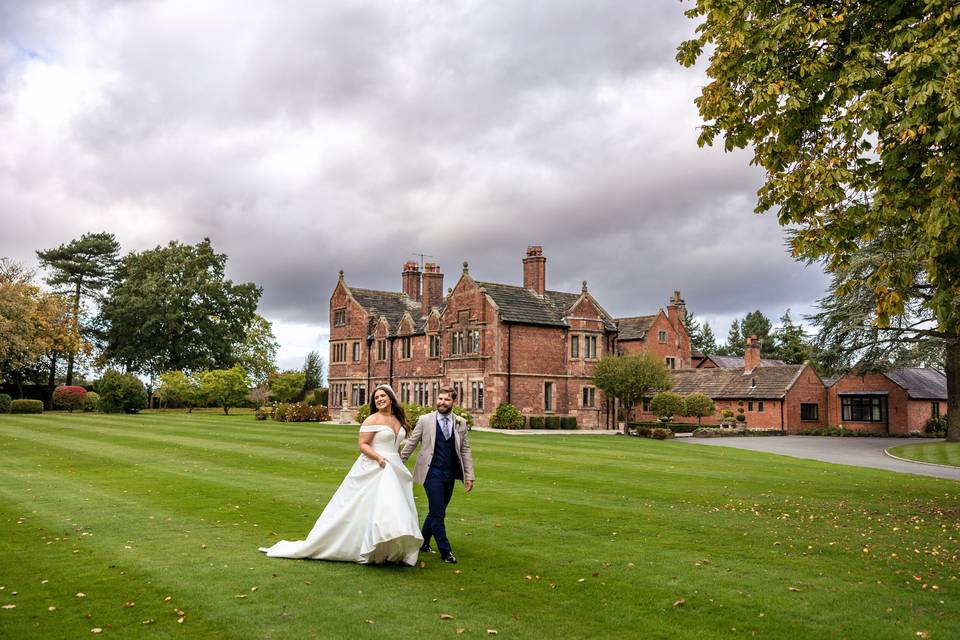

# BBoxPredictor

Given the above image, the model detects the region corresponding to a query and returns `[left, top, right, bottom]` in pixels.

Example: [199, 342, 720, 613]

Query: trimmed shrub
[0, 393, 11, 413]
[452, 406, 474, 429]
[97, 370, 147, 414]
[84, 392, 100, 412]
[544, 416, 561, 430]
[490, 403, 525, 429]
[650, 427, 673, 440]
[11, 399, 44, 414]
[53, 385, 88, 412]
[355, 404, 371, 424]
[683, 392, 716, 425]
[560, 416, 577, 430]
[271, 402, 289, 422]
[286, 402, 315, 422]
[529, 416, 546, 429]
[255, 405, 272, 421]
[650, 392, 685, 422]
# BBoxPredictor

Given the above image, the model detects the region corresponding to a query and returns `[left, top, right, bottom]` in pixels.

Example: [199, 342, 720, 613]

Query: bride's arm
[358, 424, 386, 468]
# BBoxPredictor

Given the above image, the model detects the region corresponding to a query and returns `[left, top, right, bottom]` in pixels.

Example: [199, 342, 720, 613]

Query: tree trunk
[622, 401, 632, 435]
[946, 339, 960, 443]
[47, 352, 58, 409]
[66, 280, 81, 386]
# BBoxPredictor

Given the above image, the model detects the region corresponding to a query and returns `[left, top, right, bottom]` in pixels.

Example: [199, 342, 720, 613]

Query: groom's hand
[464, 480, 474, 493]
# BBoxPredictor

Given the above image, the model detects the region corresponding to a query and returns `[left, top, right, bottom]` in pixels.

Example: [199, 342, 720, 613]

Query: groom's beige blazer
[400, 411, 475, 486]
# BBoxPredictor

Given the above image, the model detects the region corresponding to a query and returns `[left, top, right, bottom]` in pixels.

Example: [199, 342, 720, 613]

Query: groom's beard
[437, 407, 452, 415]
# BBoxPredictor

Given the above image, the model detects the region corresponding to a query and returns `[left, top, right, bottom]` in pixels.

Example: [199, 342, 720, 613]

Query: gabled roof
[475, 281, 616, 330]
[884, 368, 947, 400]
[701, 355, 787, 369]
[670, 364, 807, 399]
[349, 287, 427, 336]
[615, 315, 656, 340]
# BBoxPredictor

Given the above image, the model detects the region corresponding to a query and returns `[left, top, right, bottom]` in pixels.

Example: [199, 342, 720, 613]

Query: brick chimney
[667, 290, 686, 328]
[402, 261, 421, 301]
[421, 263, 444, 314]
[522, 245, 546, 295]
[744, 335, 761, 373]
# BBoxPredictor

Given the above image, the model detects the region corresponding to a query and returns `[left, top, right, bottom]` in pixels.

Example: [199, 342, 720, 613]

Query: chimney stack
[402, 261, 421, 301]
[667, 290, 686, 327]
[744, 335, 761, 373]
[421, 263, 444, 314]
[522, 245, 546, 295]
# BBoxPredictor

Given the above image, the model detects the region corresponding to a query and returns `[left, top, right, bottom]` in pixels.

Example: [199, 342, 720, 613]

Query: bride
[259, 384, 423, 565]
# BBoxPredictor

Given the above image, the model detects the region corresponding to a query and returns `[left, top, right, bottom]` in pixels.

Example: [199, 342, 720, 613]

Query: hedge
[11, 399, 44, 414]
[0, 393, 11, 413]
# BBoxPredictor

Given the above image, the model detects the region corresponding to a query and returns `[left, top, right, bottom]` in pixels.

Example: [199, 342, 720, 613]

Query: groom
[400, 387, 475, 564]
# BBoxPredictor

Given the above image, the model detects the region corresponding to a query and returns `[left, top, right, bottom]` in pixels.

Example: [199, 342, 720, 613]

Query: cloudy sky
[0, 0, 828, 372]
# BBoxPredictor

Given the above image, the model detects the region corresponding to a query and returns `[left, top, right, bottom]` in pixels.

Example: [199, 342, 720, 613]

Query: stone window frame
[400, 336, 412, 359]
[376, 339, 387, 362]
[570, 335, 580, 359]
[665, 356, 677, 370]
[581, 385, 595, 408]
[331, 342, 347, 363]
[352, 341, 361, 362]
[658, 330, 667, 343]
[470, 380, 484, 410]
[544, 381, 554, 413]
[584, 335, 598, 359]
[333, 308, 346, 327]
[428, 334, 442, 358]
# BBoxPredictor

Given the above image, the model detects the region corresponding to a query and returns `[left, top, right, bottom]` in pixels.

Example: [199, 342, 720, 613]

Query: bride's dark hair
[370, 384, 409, 436]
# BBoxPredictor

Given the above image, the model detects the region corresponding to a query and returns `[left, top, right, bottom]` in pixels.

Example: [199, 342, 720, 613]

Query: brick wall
[783, 365, 827, 432]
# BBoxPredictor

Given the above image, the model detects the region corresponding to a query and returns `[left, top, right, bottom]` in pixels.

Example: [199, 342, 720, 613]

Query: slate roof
[615, 315, 656, 340]
[475, 281, 616, 330]
[884, 368, 947, 400]
[669, 364, 807, 399]
[349, 287, 427, 335]
[703, 355, 787, 369]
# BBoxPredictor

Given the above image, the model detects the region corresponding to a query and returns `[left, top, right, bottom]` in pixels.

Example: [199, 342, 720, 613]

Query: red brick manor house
[327, 246, 692, 428]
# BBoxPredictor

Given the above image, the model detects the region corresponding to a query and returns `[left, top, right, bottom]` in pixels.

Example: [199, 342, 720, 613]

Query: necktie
[442, 416, 450, 439]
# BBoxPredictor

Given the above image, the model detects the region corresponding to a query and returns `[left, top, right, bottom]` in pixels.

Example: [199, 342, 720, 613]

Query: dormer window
[333, 309, 346, 326]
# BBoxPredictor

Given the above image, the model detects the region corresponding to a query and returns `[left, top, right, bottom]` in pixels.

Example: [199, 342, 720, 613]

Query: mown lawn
[1, 412, 958, 639]
[888, 442, 960, 468]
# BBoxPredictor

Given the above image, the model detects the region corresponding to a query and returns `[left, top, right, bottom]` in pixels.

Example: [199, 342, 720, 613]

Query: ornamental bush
[84, 392, 100, 412]
[544, 416, 561, 430]
[97, 370, 147, 414]
[11, 399, 44, 414]
[560, 416, 578, 430]
[451, 406, 474, 429]
[53, 385, 88, 412]
[529, 416, 545, 429]
[650, 427, 673, 440]
[285, 402, 314, 422]
[650, 391, 685, 422]
[355, 404, 371, 424]
[490, 403, 525, 429]
[254, 405, 272, 421]
[314, 405, 330, 422]
[0, 393, 11, 413]
[272, 402, 289, 422]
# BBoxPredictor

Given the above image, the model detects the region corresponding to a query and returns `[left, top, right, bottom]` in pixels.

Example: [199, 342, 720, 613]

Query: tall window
[841, 396, 883, 422]
[400, 337, 412, 359]
[585, 335, 597, 359]
[431, 382, 439, 404]
[470, 381, 484, 410]
[469, 330, 481, 353]
[351, 383, 366, 406]
[376, 339, 387, 361]
[352, 342, 361, 362]
[415, 382, 428, 406]
[800, 403, 819, 421]
[331, 383, 346, 406]
[748, 400, 753, 411]
[332, 343, 347, 363]
[451, 332, 464, 355]
[932, 402, 940, 418]
[658, 330, 667, 343]
[429, 334, 441, 358]
[544, 382, 553, 412]
[454, 382, 464, 406]
[400, 382, 410, 403]
[665, 356, 677, 369]
[333, 309, 346, 326]
[758, 401, 764, 412]
[571, 335, 580, 358]
[582, 386, 595, 408]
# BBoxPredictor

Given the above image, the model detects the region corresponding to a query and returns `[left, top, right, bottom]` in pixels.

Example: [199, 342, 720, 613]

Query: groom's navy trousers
[422, 419, 462, 555]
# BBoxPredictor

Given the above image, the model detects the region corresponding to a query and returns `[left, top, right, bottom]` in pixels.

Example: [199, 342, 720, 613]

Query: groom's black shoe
[419, 544, 436, 554]
[442, 553, 457, 564]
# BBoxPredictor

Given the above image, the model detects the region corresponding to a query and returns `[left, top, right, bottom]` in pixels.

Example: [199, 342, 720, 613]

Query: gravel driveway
[679, 435, 960, 481]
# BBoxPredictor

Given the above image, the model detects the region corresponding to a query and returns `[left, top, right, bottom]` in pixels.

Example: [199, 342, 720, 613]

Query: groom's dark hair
[438, 387, 457, 401]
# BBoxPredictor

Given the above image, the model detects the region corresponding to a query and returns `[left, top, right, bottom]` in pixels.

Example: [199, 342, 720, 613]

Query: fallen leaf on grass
[2, 604, 16, 609]
[250, 587, 258, 592]
[524, 575, 532, 581]
[577, 578, 585, 583]
[364, 619, 375, 624]
[76, 592, 86, 598]
[177, 616, 185, 624]
[788, 587, 801, 592]
[141, 619, 154, 625]
[303, 581, 312, 586]
[916, 632, 929, 639]
[48, 607, 56, 612]
[673, 599, 686, 607]
[440, 613, 454, 620]
[592, 572, 600, 577]
[456, 628, 465, 635]
[487, 630, 498, 635]
[234, 594, 247, 599]
[453, 570, 462, 575]
[123, 602, 135, 608]
[163, 596, 172, 602]
[91, 628, 102, 634]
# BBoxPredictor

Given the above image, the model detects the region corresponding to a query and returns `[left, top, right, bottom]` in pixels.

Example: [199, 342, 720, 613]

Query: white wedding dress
[259, 425, 423, 565]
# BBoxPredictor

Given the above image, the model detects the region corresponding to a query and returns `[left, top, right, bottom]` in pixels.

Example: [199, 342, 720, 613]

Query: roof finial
[338, 270, 344, 280]
[462, 261, 469, 274]
[582, 280, 588, 293]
